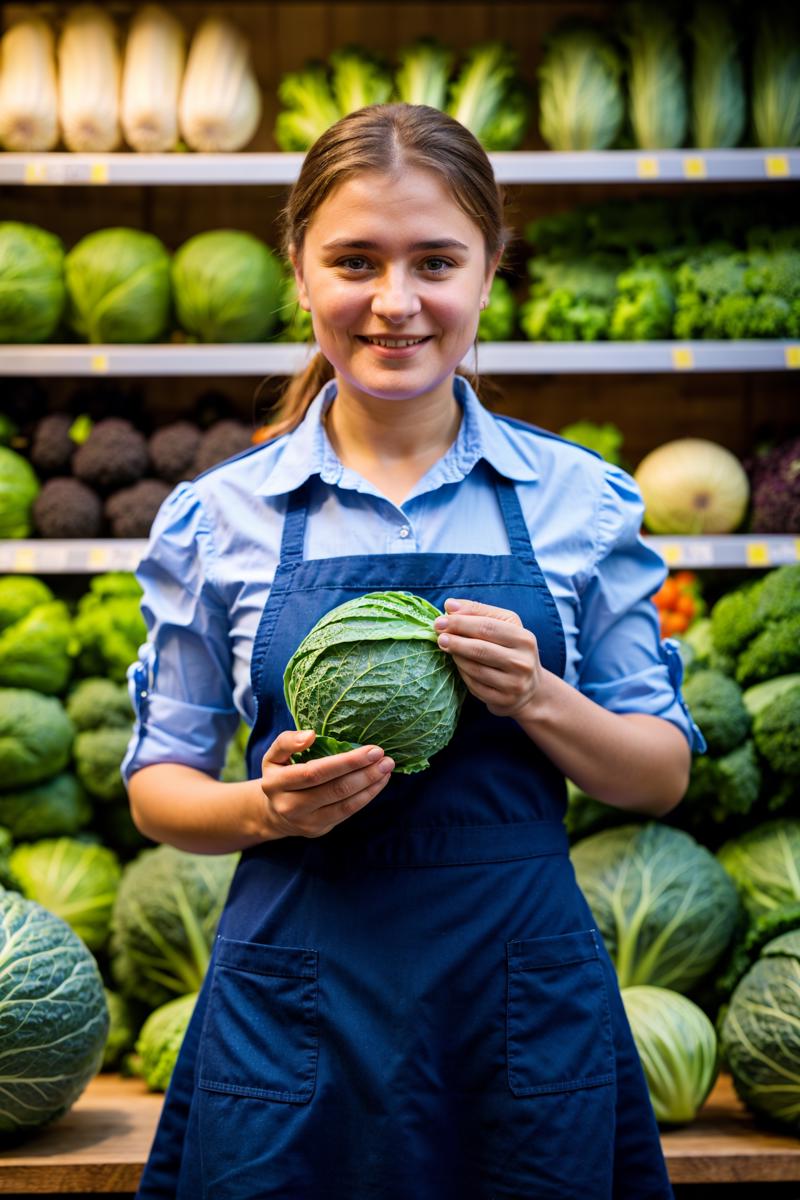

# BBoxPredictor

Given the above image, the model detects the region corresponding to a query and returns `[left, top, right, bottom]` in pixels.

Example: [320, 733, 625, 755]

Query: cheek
[309, 280, 365, 329]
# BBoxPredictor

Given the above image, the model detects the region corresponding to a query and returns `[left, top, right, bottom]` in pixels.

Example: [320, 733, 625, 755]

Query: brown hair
[258, 103, 509, 438]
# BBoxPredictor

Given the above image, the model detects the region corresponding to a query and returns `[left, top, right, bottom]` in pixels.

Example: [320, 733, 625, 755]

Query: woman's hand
[434, 598, 544, 719]
[260, 731, 394, 839]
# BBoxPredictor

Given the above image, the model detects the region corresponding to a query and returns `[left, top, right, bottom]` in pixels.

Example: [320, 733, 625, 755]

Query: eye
[337, 256, 372, 273]
[422, 257, 453, 275]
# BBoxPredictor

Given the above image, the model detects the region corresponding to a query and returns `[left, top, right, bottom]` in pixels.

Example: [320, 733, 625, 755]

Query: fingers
[282, 743, 392, 794]
[443, 598, 522, 625]
[262, 729, 316, 767]
[435, 610, 527, 653]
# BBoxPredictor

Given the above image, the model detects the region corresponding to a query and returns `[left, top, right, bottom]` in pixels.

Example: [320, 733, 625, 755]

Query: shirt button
[398, 526, 410, 539]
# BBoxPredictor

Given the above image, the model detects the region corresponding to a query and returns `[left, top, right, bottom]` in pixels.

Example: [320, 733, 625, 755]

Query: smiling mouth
[356, 335, 433, 348]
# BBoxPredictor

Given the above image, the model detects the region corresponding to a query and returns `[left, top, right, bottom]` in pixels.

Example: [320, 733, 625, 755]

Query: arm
[434, 599, 690, 817]
[129, 731, 395, 854]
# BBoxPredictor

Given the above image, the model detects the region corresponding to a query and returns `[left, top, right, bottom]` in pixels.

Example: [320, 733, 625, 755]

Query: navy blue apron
[137, 469, 673, 1200]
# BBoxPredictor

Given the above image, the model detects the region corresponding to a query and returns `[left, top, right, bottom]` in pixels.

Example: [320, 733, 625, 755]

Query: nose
[370, 268, 422, 323]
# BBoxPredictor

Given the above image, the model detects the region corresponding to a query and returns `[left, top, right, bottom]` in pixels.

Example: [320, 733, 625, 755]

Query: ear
[481, 245, 504, 306]
[288, 244, 311, 311]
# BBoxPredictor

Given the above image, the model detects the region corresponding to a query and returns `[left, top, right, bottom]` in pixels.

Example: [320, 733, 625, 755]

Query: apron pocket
[506, 927, 615, 1097]
[198, 935, 318, 1104]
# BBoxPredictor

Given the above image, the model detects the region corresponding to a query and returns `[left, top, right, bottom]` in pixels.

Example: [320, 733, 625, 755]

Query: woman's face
[292, 167, 500, 408]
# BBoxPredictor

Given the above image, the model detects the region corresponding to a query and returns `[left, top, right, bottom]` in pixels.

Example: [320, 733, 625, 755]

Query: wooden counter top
[0, 1072, 798, 1193]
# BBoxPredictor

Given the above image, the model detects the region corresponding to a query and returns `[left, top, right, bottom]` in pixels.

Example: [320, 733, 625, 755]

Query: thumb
[262, 729, 316, 768]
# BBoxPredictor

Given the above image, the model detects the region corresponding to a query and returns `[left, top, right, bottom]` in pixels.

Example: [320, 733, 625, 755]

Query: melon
[634, 439, 749, 534]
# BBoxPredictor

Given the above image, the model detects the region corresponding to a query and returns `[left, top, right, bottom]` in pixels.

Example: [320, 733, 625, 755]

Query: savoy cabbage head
[721, 927, 800, 1131]
[717, 819, 800, 920]
[284, 591, 466, 774]
[0, 891, 108, 1141]
[571, 822, 740, 993]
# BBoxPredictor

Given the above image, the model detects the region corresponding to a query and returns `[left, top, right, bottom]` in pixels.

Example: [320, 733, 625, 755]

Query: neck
[325, 377, 462, 469]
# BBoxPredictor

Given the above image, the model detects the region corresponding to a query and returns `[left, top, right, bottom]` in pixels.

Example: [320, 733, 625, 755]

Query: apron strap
[279, 481, 311, 564]
[492, 473, 537, 564]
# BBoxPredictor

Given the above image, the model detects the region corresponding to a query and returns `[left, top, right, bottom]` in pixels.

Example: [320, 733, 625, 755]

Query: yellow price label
[636, 156, 660, 179]
[89, 161, 109, 184]
[661, 544, 683, 566]
[90, 354, 109, 374]
[672, 347, 695, 370]
[88, 546, 109, 569]
[23, 161, 47, 184]
[746, 542, 770, 567]
[13, 548, 36, 571]
[786, 346, 800, 369]
[765, 155, 790, 178]
[683, 156, 707, 179]
[795, 539, 800, 563]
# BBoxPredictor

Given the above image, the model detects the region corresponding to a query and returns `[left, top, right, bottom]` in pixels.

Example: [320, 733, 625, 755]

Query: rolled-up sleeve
[121, 482, 241, 786]
[576, 465, 706, 753]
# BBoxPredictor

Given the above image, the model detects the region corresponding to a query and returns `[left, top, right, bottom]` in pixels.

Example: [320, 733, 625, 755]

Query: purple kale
[749, 436, 800, 534]
[105, 479, 171, 538]
[33, 477, 103, 538]
[73, 418, 149, 491]
[30, 414, 76, 476]
[149, 421, 203, 484]
[192, 419, 253, 475]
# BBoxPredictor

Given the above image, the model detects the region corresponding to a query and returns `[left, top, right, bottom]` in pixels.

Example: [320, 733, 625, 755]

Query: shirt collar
[254, 375, 538, 498]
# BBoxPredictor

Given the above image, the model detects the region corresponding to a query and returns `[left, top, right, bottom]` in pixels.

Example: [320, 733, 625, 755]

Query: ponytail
[254, 350, 334, 441]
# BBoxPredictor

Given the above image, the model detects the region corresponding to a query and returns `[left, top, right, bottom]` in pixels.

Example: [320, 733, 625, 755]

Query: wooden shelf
[0, 1073, 797, 1193]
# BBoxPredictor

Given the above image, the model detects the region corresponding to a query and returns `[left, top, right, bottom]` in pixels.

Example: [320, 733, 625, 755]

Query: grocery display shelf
[0, 148, 798, 186]
[1, 535, 797, 575]
[0, 1073, 797, 1193]
[1, 340, 798, 376]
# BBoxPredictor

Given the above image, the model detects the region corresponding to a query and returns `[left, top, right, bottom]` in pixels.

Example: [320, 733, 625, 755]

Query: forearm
[518, 671, 691, 817]
[128, 762, 276, 854]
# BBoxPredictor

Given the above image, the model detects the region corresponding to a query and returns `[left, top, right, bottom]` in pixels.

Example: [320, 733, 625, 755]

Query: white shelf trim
[0, 149, 796, 186]
[0, 535, 796, 574]
[0, 341, 797, 376]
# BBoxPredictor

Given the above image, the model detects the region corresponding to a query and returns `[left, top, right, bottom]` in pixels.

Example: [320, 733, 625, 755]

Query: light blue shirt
[122, 376, 704, 783]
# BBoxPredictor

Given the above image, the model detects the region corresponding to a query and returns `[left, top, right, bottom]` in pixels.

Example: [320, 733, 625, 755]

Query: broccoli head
[710, 566, 800, 686]
[72, 574, 146, 683]
[751, 681, 800, 778]
[684, 739, 761, 824]
[148, 422, 202, 485]
[33, 476, 103, 538]
[29, 413, 76, 476]
[193, 419, 252, 475]
[66, 677, 133, 732]
[73, 418, 149, 491]
[105, 479, 170, 538]
[682, 669, 751, 756]
[0, 575, 53, 632]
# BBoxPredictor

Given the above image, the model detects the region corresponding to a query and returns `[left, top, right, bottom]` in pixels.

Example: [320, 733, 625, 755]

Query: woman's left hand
[434, 598, 544, 719]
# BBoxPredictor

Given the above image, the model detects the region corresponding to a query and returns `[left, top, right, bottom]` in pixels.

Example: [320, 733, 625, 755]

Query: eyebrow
[321, 238, 470, 252]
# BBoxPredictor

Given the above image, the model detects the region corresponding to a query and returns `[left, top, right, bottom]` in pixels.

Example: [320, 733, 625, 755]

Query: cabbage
[0, 447, 40, 538]
[717, 819, 800, 919]
[10, 837, 122, 952]
[0, 221, 65, 343]
[172, 230, 284, 342]
[752, 5, 800, 149]
[0, 891, 108, 1141]
[720, 928, 800, 1131]
[571, 822, 740, 992]
[621, 985, 718, 1125]
[65, 228, 171, 344]
[284, 591, 466, 774]
[132, 992, 198, 1092]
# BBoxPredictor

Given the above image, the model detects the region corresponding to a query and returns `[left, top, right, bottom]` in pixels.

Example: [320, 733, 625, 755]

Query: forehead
[305, 166, 483, 247]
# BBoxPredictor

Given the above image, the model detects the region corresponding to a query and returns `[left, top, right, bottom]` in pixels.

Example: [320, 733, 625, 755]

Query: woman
[126, 104, 702, 1200]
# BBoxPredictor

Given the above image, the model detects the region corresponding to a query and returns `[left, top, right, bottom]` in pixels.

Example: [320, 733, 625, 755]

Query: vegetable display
[172, 231, 283, 343]
[0, 891, 108, 1139]
[709, 565, 800, 687]
[720, 928, 800, 1131]
[0, 223, 65, 344]
[570, 822, 740, 992]
[623, 5, 687, 150]
[621, 986, 718, 1125]
[284, 591, 466, 773]
[689, 2, 746, 149]
[634, 439, 750, 535]
[537, 23, 624, 151]
[65, 228, 172, 345]
[110, 844, 238, 1007]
